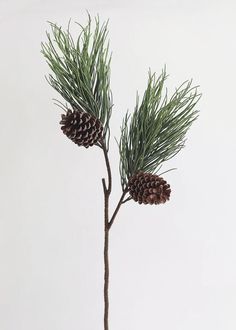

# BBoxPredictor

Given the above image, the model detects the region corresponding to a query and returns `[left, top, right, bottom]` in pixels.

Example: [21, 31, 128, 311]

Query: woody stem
[101, 139, 128, 330]
[101, 139, 112, 330]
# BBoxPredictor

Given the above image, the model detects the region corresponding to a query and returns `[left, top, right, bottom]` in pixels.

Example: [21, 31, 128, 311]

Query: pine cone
[128, 172, 171, 205]
[60, 109, 103, 148]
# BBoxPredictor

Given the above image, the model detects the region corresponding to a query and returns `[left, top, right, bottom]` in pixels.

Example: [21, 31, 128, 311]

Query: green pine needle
[119, 68, 201, 190]
[41, 14, 113, 149]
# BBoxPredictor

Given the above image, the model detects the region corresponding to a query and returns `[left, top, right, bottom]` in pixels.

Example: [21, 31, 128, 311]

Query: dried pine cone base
[60, 109, 103, 148]
[128, 172, 171, 205]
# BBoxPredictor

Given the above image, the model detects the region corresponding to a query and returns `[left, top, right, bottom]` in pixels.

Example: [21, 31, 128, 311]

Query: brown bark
[102, 178, 110, 330]
[101, 140, 128, 330]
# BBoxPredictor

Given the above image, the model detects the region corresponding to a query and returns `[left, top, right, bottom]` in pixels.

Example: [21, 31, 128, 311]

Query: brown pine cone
[128, 172, 171, 205]
[60, 109, 103, 148]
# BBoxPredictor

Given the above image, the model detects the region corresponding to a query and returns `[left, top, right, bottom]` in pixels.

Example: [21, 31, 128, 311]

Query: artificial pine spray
[41, 13, 201, 330]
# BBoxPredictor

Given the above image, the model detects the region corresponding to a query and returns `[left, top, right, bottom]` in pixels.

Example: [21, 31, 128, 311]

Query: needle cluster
[41, 14, 113, 148]
[119, 68, 201, 189]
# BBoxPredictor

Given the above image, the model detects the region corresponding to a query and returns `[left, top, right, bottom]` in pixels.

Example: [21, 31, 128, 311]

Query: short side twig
[108, 187, 128, 229]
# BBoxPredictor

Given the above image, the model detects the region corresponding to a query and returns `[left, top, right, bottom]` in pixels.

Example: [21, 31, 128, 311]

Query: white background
[1, 0, 236, 329]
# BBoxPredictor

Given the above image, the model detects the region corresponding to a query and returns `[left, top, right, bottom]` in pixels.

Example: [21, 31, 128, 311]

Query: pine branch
[41, 14, 113, 149]
[41, 13, 201, 330]
[119, 68, 201, 189]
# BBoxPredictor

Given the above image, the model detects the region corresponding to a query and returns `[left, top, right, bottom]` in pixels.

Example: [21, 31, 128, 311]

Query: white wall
[1, 1, 236, 329]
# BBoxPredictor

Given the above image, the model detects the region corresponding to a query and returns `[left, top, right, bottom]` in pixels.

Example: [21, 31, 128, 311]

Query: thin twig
[102, 178, 107, 192]
[122, 196, 132, 204]
[108, 187, 128, 229]
[101, 139, 112, 194]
